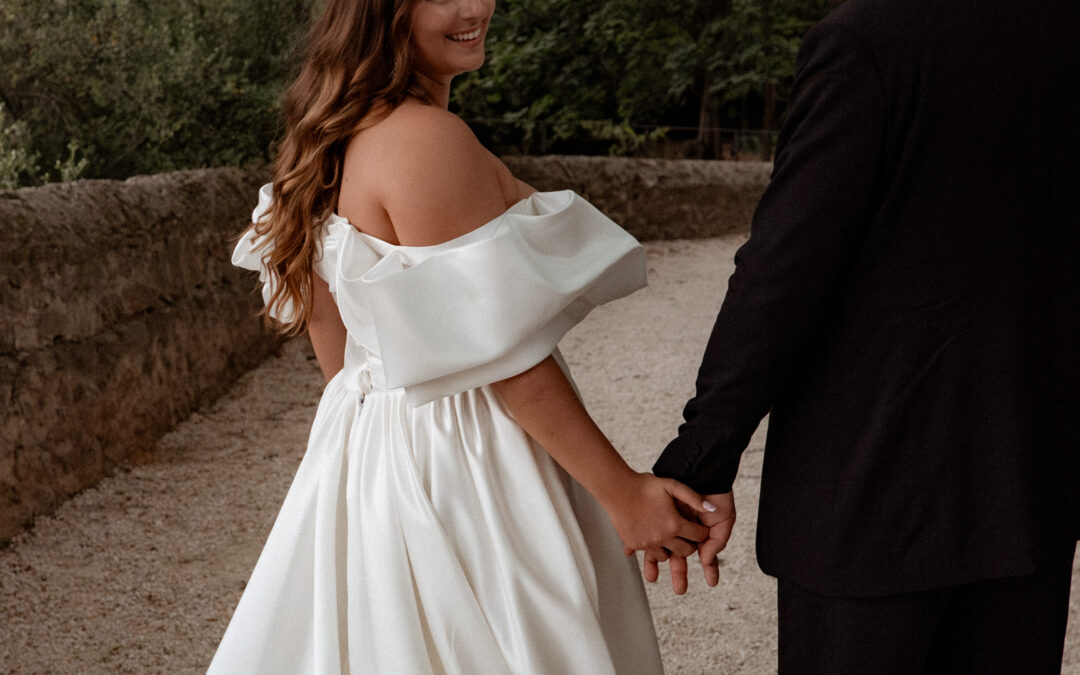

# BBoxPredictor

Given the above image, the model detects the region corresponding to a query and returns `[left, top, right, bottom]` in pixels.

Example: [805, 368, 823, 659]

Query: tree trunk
[697, 74, 715, 158]
[763, 81, 776, 160]
[761, 0, 776, 159]
[0, 84, 19, 121]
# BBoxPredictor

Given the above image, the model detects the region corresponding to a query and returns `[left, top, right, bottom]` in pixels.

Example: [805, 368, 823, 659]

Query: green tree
[702, 0, 835, 156]
[1, 0, 838, 188]
[453, 0, 835, 158]
[451, 0, 613, 154]
[0, 103, 42, 190]
[0, 0, 315, 187]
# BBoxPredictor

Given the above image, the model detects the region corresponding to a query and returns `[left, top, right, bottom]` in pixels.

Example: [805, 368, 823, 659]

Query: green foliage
[453, 0, 836, 157]
[1, 0, 835, 187]
[581, 121, 670, 157]
[0, 104, 90, 189]
[0, 0, 316, 187]
[0, 103, 41, 190]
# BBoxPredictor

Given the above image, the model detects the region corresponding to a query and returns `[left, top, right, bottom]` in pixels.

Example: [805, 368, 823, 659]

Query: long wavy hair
[252, 0, 430, 334]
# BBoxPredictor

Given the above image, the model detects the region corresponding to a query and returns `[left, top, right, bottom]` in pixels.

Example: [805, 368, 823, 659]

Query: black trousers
[777, 541, 1076, 674]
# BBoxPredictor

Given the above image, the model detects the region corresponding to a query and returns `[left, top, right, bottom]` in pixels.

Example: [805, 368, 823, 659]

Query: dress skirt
[207, 373, 663, 674]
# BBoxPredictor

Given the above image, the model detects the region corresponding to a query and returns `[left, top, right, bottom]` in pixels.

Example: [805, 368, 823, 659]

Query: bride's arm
[491, 357, 712, 559]
[308, 275, 347, 382]
[358, 105, 712, 555]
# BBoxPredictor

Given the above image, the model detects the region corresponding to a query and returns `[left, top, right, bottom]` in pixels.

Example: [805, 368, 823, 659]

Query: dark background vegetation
[0, 0, 836, 189]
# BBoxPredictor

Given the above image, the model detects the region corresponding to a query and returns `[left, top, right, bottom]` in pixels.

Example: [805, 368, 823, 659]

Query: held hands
[600, 473, 715, 567]
[642, 490, 736, 595]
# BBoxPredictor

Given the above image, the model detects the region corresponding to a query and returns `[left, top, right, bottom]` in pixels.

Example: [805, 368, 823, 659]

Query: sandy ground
[1, 234, 1077, 674]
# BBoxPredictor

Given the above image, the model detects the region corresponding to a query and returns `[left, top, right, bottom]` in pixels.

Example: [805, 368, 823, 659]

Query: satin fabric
[210, 190, 663, 674]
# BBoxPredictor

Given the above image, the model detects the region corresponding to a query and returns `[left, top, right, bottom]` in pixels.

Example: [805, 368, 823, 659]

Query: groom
[651, 0, 1079, 671]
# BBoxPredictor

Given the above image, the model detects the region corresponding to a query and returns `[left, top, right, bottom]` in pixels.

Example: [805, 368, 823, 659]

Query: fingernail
[703, 500, 717, 512]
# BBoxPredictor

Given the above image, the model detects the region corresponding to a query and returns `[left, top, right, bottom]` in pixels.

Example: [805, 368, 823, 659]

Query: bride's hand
[599, 473, 714, 562]
[643, 490, 736, 594]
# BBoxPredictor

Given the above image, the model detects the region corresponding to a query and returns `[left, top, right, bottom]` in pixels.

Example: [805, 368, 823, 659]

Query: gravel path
[1, 235, 1076, 674]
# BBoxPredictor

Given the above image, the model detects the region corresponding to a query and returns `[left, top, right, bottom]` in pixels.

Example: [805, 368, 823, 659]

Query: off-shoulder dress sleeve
[231, 183, 341, 323]
[345, 191, 647, 406]
[231, 187, 646, 406]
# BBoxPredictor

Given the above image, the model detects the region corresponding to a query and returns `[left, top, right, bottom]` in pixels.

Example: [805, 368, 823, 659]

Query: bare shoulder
[348, 101, 521, 246]
[366, 101, 475, 154]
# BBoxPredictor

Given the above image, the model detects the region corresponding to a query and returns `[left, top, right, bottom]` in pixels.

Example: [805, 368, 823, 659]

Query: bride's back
[337, 100, 523, 248]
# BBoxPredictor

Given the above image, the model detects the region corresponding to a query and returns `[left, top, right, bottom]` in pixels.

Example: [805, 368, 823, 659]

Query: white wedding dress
[208, 187, 664, 674]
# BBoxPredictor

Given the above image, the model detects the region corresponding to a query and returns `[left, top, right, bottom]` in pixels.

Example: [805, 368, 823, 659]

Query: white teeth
[449, 28, 482, 41]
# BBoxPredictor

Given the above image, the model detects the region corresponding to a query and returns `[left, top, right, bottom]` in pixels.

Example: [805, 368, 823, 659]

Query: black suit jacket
[654, 0, 1080, 598]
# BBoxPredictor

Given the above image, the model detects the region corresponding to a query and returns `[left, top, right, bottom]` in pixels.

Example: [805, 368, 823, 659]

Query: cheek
[409, 25, 443, 60]
[409, 7, 446, 42]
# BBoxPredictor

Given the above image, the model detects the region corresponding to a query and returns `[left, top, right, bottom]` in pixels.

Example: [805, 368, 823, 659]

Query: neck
[414, 71, 452, 108]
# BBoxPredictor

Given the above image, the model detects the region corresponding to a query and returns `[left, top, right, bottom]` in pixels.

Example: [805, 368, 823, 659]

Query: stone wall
[504, 156, 771, 240]
[0, 157, 771, 542]
[0, 168, 277, 543]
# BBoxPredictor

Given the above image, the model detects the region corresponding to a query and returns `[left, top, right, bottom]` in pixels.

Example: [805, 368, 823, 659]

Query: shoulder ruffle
[232, 187, 647, 405]
[231, 183, 346, 323]
[347, 191, 647, 405]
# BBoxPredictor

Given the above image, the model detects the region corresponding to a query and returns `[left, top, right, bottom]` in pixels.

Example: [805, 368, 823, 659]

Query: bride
[209, 0, 715, 672]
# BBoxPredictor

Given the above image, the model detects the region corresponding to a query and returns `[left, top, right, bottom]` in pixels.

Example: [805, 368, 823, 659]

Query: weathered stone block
[0, 168, 281, 542]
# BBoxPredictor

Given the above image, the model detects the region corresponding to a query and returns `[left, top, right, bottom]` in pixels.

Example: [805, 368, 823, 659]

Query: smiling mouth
[448, 28, 482, 42]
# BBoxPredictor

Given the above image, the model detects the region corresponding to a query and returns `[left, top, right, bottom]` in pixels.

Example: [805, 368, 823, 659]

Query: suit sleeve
[653, 20, 886, 494]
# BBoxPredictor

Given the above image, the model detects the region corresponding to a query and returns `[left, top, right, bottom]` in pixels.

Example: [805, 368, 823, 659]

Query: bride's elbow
[491, 356, 564, 408]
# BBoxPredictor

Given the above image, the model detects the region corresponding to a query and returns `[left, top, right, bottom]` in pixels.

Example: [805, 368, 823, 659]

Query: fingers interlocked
[638, 489, 737, 594]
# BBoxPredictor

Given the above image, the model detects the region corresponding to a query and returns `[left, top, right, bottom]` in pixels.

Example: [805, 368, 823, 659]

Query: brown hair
[253, 0, 429, 334]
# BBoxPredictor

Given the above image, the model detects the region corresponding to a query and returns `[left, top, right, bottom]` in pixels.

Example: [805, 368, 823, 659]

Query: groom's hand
[695, 491, 736, 587]
[643, 491, 735, 593]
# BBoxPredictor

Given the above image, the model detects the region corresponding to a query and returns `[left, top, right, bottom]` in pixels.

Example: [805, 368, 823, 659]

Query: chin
[442, 53, 485, 78]
[460, 55, 486, 73]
